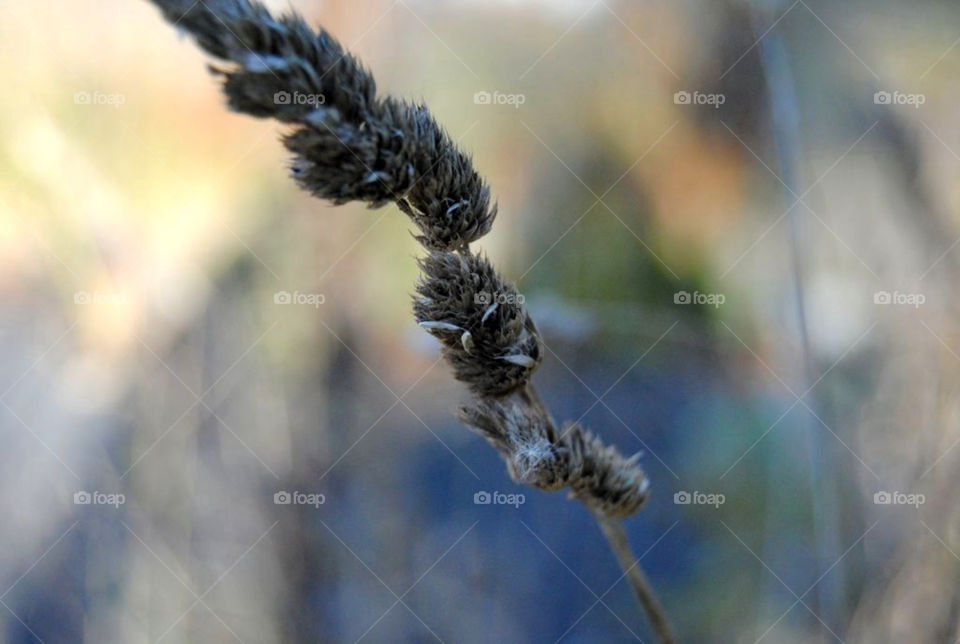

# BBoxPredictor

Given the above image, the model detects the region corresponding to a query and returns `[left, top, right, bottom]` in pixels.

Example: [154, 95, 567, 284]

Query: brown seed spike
[151, 0, 493, 251]
[148, 1, 673, 637]
[459, 396, 650, 516]
[413, 251, 542, 397]
[562, 423, 650, 517]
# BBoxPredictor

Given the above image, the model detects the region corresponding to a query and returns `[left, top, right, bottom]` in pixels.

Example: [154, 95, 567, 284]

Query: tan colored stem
[594, 512, 676, 644]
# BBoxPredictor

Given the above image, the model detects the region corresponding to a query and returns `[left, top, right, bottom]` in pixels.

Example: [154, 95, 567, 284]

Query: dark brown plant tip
[562, 422, 650, 517]
[414, 251, 542, 397]
[153, 0, 494, 250]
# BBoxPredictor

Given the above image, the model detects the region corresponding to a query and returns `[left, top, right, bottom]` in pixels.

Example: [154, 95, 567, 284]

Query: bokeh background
[3, 0, 960, 641]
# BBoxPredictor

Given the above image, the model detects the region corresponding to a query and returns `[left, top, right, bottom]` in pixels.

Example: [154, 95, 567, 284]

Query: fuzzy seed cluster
[414, 252, 542, 397]
[150, 0, 651, 518]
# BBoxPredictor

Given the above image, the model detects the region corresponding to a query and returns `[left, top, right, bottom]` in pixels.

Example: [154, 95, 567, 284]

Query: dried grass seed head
[562, 423, 650, 517]
[150, 0, 495, 250]
[458, 397, 568, 490]
[150, 0, 652, 522]
[414, 251, 542, 397]
[460, 398, 650, 518]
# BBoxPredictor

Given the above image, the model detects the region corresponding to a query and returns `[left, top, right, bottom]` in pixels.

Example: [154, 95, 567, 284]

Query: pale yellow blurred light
[76, 281, 139, 356]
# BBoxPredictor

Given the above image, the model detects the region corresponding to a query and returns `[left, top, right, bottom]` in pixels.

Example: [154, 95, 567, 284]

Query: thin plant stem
[752, 6, 841, 632]
[594, 512, 676, 644]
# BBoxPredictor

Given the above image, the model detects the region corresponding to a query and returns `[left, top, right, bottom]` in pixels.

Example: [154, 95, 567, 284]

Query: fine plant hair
[146, 1, 675, 640]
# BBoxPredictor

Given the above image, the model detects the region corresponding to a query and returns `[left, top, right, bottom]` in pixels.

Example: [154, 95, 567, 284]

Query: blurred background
[2, 0, 960, 641]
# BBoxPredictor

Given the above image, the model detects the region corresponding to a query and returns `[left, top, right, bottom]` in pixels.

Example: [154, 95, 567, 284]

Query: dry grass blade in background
[145, 0, 675, 640]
